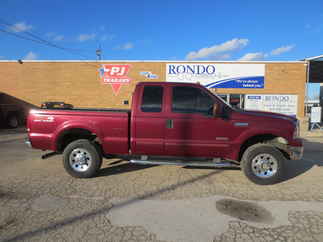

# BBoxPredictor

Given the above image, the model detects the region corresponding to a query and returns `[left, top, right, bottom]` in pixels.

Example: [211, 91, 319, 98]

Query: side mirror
[212, 103, 222, 117]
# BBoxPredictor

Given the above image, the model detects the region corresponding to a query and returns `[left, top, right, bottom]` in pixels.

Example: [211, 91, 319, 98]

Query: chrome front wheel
[242, 144, 286, 185]
[251, 153, 278, 178]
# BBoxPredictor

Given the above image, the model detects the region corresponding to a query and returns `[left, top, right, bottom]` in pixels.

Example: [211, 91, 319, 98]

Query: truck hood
[232, 109, 297, 123]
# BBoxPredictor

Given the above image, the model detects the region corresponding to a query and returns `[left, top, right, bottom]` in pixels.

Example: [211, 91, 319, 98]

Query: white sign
[166, 63, 265, 88]
[311, 106, 321, 123]
[245, 95, 298, 116]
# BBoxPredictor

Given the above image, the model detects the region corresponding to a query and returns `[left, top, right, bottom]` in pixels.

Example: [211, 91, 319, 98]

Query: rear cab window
[141, 86, 163, 112]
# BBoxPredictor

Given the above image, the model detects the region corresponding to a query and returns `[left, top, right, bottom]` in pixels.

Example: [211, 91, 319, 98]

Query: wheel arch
[56, 128, 101, 152]
[238, 133, 290, 162]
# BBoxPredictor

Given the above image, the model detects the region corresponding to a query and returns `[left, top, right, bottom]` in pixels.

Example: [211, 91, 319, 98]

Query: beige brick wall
[0, 62, 165, 109]
[0, 61, 306, 117]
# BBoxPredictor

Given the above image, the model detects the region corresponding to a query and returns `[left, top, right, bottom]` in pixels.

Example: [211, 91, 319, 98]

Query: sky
[1, 0, 323, 61]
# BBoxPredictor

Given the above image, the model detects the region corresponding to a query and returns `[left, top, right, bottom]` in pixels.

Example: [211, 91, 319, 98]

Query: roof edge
[304, 54, 323, 61]
[0, 60, 306, 63]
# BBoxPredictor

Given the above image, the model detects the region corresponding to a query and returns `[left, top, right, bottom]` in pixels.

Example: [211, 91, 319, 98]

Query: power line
[0, 28, 49, 45]
[0, 18, 101, 67]
[0, 18, 91, 58]
[0, 28, 99, 67]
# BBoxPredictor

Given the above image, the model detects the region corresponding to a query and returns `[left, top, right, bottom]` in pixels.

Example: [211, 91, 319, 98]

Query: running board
[130, 159, 240, 168]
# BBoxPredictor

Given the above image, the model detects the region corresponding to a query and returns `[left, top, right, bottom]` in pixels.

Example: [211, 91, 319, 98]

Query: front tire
[63, 139, 102, 178]
[241, 144, 286, 185]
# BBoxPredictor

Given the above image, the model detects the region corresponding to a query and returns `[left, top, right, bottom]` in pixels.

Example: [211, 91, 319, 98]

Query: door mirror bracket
[212, 103, 222, 117]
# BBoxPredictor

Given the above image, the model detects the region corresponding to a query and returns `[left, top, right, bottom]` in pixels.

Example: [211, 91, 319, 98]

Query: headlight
[277, 137, 288, 144]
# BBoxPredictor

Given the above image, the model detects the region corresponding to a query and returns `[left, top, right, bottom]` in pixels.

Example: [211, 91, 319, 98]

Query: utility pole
[96, 44, 102, 60]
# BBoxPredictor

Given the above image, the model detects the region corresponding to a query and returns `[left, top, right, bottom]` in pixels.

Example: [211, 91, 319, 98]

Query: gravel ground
[1, 129, 323, 241]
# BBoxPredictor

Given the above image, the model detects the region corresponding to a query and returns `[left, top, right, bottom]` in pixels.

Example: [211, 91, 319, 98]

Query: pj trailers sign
[99, 64, 131, 95]
[166, 63, 265, 88]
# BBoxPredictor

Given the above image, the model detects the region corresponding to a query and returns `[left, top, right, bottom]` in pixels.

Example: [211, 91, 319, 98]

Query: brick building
[0, 60, 308, 120]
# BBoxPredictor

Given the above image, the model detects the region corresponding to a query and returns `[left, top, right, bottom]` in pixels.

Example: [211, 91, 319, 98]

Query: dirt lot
[1, 128, 323, 242]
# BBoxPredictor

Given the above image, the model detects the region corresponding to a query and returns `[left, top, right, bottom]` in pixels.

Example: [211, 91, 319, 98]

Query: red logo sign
[99, 64, 131, 95]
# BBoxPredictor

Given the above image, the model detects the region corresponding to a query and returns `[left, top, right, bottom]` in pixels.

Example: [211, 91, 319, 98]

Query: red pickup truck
[26, 82, 303, 185]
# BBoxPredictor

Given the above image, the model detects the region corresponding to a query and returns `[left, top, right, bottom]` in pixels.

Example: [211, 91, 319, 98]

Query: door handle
[166, 119, 173, 129]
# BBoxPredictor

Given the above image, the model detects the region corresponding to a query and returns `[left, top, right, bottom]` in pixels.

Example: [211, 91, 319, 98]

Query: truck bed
[42, 107, 130, 113]
[27, 108, 130, 155]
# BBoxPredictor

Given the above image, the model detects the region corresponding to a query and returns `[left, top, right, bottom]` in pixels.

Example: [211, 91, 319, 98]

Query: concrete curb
[301, 131, 323, 138]
[0, 134, 27, 143]
[0, 128, 27, 142]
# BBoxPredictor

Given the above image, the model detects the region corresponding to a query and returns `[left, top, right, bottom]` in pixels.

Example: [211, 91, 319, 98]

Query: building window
[218, 94, 228, 103]
[216, 93, 245, 109]
[229, 94, 245, 108]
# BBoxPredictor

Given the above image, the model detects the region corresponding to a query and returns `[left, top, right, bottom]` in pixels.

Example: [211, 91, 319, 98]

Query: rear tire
[63, 139, 102, 178]
[241, 144, 286, 185]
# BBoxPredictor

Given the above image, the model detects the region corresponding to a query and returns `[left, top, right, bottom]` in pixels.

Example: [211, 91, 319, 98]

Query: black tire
[63, 139, 102, 178]
[241, 143, 286, 185]
[7, 114, 19, 128]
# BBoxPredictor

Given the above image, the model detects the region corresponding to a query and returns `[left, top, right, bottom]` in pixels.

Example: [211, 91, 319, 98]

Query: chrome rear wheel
[69, 148, 93, 172]
[63, 139, 102, 178]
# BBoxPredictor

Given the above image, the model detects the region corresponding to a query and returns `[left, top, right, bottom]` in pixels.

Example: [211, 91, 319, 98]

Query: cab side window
[141, 86, 163, 112]
[172, 86, 213, 114]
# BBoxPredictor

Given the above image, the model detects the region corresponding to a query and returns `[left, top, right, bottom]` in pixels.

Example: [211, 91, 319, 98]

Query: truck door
[131, 85, 166, 155]
[164, 85, 231, 157]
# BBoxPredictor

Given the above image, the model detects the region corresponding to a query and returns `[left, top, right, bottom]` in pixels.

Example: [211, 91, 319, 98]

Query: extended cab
[26, 82, 303, 185]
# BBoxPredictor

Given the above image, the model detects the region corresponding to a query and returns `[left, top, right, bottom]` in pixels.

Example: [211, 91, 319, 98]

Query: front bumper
[25, 138, 32, 148]
[287, 145, 304, 160]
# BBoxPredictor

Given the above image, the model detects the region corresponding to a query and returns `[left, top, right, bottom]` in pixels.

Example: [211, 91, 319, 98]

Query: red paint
[27, 82, 302, 161]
